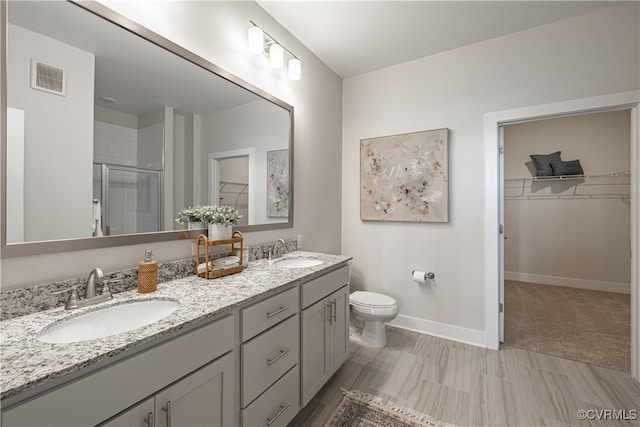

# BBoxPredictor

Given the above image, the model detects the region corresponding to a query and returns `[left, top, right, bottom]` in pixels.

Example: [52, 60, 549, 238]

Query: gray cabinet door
[97, 398, 154, 427]
[301, 297, 329, 407]
[154, 353, 235, 427]
[327, 285, 349, 375]
[301, 284, 350, 408]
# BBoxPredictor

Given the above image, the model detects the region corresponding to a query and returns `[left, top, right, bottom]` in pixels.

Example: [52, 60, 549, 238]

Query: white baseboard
[387, 314, 486, 348]
[504, 271, 630, 294]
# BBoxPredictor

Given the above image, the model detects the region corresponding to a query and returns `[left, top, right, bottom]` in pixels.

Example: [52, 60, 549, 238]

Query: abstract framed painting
[360, 128, 448, 222]
[267, 149, 289, 217]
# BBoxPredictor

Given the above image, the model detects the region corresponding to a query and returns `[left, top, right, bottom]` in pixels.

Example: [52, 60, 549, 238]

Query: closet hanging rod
[219, 182, 248, 194]
[219, 180, 249, 186]
[504, 169, 630, 183]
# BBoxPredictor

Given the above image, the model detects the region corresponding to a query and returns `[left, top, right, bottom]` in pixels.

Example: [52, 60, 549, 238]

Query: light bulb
[288, 58, 301, 80]
[248, 26, 263, 54]
[269, 43, 283, 69]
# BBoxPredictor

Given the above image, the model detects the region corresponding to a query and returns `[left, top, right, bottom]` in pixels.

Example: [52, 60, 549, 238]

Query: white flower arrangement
[177, 205, 242, 227]
[175, 205, 207, 224]
[199, 205, 242, 226]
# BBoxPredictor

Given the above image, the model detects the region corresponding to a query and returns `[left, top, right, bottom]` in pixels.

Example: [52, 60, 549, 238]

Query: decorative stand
[195, 231, 244, 279]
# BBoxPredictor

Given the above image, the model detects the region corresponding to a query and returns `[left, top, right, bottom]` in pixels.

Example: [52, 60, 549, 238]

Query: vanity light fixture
[288, 58, 301, 81]
[248, 21, 301, 80]
[247, 25, 264, 54]
[269, 43, 284, 69]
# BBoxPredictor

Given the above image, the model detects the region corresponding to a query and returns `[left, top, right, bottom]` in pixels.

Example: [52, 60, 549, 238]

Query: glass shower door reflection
[94, 165, 162, 236]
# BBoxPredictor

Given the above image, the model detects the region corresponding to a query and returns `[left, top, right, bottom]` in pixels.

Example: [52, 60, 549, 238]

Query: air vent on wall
[30, 59, 66, 96]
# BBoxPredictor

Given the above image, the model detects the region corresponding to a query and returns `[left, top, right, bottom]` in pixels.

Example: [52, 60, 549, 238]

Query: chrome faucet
[85, 267, 104, 299]
[54, 267, 113, 310]
[269, 239, 286, 260]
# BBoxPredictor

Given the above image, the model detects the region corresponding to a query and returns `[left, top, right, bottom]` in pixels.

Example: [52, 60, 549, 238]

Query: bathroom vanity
[0, 251, 352, 427]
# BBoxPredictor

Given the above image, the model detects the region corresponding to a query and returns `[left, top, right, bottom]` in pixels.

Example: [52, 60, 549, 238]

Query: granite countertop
[0, 251, 351, 402]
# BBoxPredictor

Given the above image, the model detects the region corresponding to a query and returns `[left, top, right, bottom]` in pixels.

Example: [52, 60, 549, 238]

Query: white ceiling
[257, 1, 625, 78]
[9, 1, 261, 117]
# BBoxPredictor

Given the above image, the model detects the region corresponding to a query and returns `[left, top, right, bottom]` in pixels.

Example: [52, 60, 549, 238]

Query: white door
[498, 126, 505, 343]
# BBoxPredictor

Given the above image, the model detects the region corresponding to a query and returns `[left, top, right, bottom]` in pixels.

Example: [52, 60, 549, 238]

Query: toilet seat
[350, 291, 397, 309]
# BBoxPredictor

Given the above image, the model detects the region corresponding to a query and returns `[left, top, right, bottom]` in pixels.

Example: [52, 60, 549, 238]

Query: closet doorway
[209, 148, 255, 227]
[501, 110, 631, 372]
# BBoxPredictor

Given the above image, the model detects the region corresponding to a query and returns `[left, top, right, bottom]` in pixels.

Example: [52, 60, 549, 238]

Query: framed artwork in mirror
[267, 149, 289, 217]
[360, 128, 449, 223]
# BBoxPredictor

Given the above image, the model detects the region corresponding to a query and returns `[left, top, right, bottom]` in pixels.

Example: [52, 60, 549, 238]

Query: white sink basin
[272, 257, 323, 269]
[37, 299, 180, 344]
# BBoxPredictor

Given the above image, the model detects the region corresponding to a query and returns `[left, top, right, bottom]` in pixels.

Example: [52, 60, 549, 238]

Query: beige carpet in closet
[504, 280, 630, 372]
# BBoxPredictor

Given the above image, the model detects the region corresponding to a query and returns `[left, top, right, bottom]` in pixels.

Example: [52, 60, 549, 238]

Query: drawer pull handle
[162, 400, 172, 427]
[266, 403, 290, 426]
[144, 412, 154, 426]
[331, 300, 337, 322]
[267, 348, 290, 366]
[266, 306, 289, 318]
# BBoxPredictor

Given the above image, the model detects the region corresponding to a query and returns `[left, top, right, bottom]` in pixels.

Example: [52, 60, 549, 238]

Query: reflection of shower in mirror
[92, 164, 162, 236]
[92, 199, 104, 237]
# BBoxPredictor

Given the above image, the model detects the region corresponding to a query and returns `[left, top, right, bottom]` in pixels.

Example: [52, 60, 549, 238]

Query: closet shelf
[505, 169, 630, 200]
[219, 181, 248, 207]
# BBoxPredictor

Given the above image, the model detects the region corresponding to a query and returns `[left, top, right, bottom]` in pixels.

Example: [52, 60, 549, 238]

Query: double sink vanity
[2, 1, 350, 425]
[0, 251, 352, 427]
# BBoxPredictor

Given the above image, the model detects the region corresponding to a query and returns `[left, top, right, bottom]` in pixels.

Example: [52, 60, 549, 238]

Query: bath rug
[324, 389, 455, 427]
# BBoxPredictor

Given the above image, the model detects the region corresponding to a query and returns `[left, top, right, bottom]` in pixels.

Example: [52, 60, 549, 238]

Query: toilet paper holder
[412, 270, 435, 282]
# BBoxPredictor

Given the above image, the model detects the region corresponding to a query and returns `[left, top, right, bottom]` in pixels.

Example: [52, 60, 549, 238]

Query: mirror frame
[1, 0, 294, 258]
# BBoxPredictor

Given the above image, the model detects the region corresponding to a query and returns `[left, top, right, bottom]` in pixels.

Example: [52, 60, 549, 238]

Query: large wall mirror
[1, 0, 293, 257]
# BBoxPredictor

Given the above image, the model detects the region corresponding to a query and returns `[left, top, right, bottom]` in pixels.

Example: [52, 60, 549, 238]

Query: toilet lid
[350, 291, 397, 308]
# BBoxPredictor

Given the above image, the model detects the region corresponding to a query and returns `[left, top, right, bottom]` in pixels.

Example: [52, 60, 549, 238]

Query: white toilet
[349, 291, 398, 348]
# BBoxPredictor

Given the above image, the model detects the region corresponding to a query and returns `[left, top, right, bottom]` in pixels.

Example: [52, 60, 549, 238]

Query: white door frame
[498, 126, 505, 343]
[484, 90, 640, 381]
[208, 148, 255, 225]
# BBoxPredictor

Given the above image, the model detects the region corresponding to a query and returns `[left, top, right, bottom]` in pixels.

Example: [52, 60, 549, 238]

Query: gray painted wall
[342, 3, 639, 338]
[1, 0, 342, 288]
[8, 24, 95, 242]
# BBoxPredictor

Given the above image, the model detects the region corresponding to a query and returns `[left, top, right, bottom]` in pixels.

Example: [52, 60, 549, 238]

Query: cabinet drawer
[241, 314, 299, 407]
[242, 366, 300, 427]
[242, 287, 298, 341]
[301, 265, 350, 309]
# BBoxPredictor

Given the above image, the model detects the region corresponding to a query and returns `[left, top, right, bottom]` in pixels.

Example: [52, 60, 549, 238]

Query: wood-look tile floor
[288, 327, 640, 427]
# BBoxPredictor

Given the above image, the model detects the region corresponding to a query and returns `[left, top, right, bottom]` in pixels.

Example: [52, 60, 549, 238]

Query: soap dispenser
[138, 249, 158, 293]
